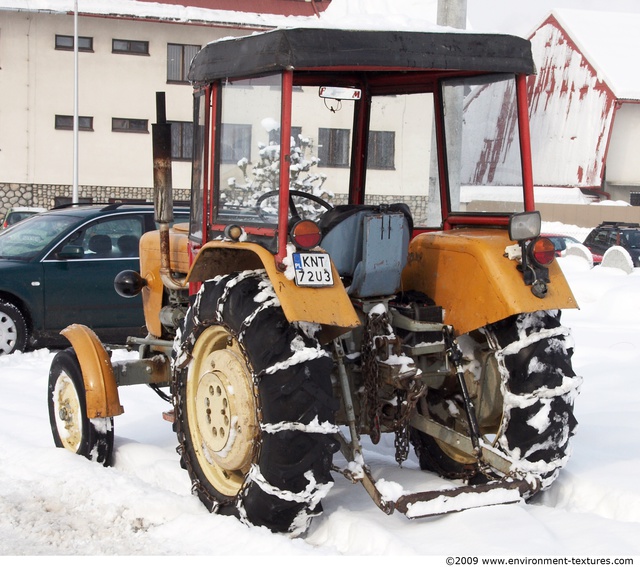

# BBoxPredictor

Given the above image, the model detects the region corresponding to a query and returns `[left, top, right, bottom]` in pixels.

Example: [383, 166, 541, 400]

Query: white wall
[0, 11, 249, 190]
[605, 102, 640, 187]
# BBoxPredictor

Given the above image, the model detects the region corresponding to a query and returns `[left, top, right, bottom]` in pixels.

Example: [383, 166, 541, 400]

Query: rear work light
[530, 237, 555, 267]
[290, 219, 322, 250]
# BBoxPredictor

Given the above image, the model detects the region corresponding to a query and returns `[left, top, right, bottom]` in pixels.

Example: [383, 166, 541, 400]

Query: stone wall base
[0, 183, 191, 216]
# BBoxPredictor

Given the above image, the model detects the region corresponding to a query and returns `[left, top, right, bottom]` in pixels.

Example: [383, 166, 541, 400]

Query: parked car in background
[582, 221, 640, 266]
[0, 203, 189, 355]
[1, 206, 46, 229]
[541, 233, 582, 257]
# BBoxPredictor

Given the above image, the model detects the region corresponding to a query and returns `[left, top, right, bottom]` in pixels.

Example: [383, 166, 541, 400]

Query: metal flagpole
[72, 0, 79, 203]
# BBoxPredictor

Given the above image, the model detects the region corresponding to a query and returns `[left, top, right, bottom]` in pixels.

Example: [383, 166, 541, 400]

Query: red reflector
[532, 237, 555, 267]
[290, 220, 322, 250]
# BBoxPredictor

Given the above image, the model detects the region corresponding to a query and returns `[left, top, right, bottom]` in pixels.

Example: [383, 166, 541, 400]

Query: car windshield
[0, 213, 79, 260]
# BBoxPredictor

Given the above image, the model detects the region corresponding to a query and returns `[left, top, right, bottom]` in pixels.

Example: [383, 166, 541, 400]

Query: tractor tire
[172, 270, 338, 535]
[48, 348, 114, 466]
[0, 300, 28, 355]
[411, 309, 581, 492]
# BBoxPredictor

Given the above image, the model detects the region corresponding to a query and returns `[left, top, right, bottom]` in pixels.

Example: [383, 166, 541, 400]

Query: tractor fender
[60, 324, 124, 418]
[402, 228, 578, 336]
[185, 241, 360, 337]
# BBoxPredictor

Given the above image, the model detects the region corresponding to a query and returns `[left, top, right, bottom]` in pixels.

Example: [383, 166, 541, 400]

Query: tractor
[48, 27, 581, 536]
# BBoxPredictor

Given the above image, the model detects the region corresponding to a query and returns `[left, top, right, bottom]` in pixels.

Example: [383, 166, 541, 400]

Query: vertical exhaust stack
[153, 92, 186, 290]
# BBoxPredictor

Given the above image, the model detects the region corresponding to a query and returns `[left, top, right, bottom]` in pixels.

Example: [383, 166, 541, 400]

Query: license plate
[292, 252, 334, 287]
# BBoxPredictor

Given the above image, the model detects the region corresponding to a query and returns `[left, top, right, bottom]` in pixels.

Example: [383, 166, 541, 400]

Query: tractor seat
[319, 204, 412, 298]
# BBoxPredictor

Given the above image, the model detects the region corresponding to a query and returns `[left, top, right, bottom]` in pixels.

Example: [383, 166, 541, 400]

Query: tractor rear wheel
[173, 270, 338, 535]
[411, 310, 581, 492]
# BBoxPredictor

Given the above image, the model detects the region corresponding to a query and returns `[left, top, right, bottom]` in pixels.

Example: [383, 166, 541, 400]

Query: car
[541, 233, 582, 257]
[582, 221, 640, 266]
[0, 203, 189, 355]
[1, 206, 47, 229]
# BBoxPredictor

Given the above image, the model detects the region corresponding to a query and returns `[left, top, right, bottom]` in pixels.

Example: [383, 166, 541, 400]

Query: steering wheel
[254, 189, 333, 222]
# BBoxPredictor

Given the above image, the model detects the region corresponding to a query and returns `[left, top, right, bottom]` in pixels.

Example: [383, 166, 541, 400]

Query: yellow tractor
[48, 27, 581, 536]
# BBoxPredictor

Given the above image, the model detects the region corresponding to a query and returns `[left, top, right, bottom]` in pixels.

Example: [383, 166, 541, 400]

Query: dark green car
[0, 203, 188, 355]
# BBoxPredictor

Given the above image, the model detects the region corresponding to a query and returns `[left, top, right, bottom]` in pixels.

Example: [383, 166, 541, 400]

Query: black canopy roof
[188, 27, 535, 84]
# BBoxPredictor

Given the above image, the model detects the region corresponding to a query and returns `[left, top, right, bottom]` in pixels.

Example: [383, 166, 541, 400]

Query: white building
[0, 0, 331, 214]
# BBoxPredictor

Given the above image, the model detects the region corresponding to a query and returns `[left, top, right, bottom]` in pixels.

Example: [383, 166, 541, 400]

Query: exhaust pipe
[153, 92, 187, 291]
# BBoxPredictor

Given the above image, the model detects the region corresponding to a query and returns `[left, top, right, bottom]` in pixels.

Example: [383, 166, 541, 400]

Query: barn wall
[528, 15, 616, 188]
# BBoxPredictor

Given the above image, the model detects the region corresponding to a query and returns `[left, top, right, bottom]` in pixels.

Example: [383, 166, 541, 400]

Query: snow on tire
[411, 309, 582, 492]
[172, 270, 339, 535]
[490, 309, 582, 489]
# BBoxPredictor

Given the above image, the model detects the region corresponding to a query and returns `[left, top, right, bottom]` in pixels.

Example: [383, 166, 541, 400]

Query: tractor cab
[181, 28, 549, 314]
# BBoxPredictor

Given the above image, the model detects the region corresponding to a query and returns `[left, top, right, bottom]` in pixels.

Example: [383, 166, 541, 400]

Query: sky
[1, 223, 640, 558]
[467, 0, 640, 35]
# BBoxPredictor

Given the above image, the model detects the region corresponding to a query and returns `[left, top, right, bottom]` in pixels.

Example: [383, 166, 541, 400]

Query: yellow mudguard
[402, 229, 578, 336]
[60, 324, 124, 418]
[186, 241, 361, 333]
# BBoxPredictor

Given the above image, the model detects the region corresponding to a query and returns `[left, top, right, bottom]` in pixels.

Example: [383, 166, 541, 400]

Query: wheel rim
[433, 348, 504, 465]
[186, 326, 259, 497]
[52, 372, 83, 452]
[0, 310, 17, 354]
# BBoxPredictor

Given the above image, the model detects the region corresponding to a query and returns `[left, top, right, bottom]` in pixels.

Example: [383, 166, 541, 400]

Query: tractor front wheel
[48, 348, 114, 466]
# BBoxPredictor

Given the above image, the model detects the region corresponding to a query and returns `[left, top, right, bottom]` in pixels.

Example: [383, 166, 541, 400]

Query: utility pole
[437, 0, 468, 29]
[436, 0, 467, 215]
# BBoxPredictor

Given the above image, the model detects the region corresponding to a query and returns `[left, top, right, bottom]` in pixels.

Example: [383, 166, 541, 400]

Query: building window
[221, 124, 252, 163]
[167, 43, 200, 83]
[55, 34, 93, 51]
[268, 126, 302, 145]
[367, 131, 395, 170]
[318, 128, 350, 168]
[55, 115, 93, 131]
[170, 121, 194, 160]
[112, 39, 149, 55]
[112, 118, 149, 133]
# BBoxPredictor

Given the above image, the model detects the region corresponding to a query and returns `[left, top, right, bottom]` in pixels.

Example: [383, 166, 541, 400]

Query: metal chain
[393, 378, 426, 465]
[362, 312, 382, 444]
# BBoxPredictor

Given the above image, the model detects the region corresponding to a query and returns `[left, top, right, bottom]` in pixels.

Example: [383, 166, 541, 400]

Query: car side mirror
[57, 245, 84, 259]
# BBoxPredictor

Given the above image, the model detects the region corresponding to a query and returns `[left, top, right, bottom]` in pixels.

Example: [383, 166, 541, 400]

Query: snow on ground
[1, 226, 640, 558]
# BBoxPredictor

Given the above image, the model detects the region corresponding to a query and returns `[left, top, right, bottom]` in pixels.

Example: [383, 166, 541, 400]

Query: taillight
[530, 237, 555, 267]
[290, 219, 321, 250]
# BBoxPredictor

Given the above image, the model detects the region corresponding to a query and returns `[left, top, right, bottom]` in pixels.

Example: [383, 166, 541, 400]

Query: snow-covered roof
[0, 0, 301, 28]
[0, 0, 440, 31]
[545, 9, 640, 100]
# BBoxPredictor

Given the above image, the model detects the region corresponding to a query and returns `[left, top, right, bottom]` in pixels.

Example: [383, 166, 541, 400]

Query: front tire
[0, 301, 28, 355]
[173, 270, 338, 535]
[411, 310, 581, 492]
[48, 348, 114, 466]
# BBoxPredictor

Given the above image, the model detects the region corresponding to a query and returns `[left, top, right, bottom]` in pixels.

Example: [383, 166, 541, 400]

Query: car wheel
[0, 301, 28, 355]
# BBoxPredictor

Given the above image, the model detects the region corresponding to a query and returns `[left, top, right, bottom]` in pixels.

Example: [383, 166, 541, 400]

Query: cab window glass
[216, 75, 282, 224]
